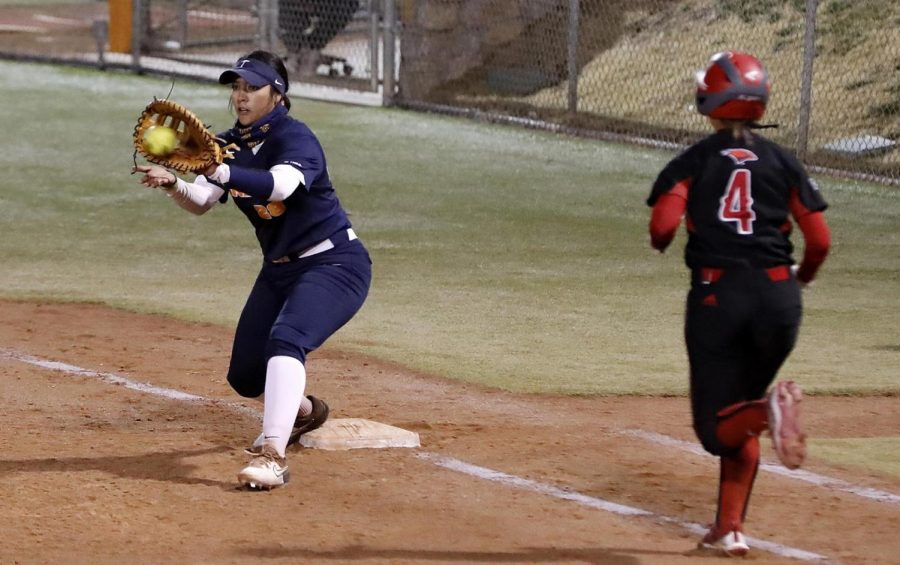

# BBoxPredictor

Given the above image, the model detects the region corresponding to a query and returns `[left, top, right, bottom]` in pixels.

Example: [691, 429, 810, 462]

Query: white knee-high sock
[262, 355, 307, 457]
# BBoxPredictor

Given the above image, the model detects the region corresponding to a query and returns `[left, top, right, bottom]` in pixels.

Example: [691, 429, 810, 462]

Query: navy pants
[685, 267, 802, 456]
[227, 239, 371, 398]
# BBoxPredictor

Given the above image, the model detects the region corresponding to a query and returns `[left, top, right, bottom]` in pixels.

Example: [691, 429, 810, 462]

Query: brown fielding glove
[133, 99, 237, 174]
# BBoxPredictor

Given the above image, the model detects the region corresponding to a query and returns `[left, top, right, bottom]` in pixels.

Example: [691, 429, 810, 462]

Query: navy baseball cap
[219, 58, 287, 94]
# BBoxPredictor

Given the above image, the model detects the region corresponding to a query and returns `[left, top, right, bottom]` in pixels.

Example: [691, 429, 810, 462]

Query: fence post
[108, 0, 131, 53]
[797, 0, 818, 161]
[131, 0, 142, 72]
[567, 0, 580, 116]
[177, 0, 188, 46]
[91, 19, 109, 69]
[256, 0, 278, 51]
[382, 0, 396, 106]
[369, 0, 380, 92]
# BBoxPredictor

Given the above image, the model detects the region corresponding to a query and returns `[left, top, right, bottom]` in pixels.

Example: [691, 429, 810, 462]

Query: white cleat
[699, 528, 749, 557]
[238, 444, 289, 490]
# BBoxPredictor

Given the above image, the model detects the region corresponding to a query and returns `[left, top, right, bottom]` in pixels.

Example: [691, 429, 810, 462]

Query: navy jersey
[219, 108, 351, 262]
[647, 130, 827, 269]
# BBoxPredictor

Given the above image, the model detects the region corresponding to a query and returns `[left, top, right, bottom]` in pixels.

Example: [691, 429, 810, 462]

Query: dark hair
[243, 50, 292, 110]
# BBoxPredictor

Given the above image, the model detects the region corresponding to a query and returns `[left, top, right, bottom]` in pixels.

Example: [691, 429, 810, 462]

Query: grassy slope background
[514, 0, 900, 167]
[1, 60, 898, 399]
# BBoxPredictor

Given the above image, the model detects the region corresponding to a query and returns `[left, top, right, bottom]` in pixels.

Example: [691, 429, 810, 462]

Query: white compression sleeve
[165, 176, 225, 215]
[268, 164, 305, 202]
[261, 356, 307, 457]
[201, 140, 302, 203]
[202, 162, 301, 202]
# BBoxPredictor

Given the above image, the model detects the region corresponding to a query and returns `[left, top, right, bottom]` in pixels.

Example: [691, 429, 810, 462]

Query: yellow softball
[143, 125, 178, 156]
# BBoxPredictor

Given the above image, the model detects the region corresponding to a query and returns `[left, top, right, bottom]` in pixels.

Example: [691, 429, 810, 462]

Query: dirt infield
[1, 300, 897, 564]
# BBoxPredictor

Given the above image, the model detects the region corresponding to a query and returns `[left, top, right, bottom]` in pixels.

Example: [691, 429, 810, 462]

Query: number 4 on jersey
[718, 149, 758, 235]
[718, 168, 756, 234]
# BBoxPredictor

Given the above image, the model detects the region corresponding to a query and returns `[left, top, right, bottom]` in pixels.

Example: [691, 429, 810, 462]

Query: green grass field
[2, 60, 898, 397]
[810, 437, 900, 478]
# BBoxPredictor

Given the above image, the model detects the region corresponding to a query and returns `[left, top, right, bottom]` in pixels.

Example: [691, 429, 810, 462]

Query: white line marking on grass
[2, 349, 832, 561]
[622, 429, 900, 506]
[417, 452, 829, 562]
[0, 24, 43, 33]
[33, 14, 84, 26]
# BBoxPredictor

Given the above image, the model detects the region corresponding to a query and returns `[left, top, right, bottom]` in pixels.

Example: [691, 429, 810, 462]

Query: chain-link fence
[397, 0, 900, 185]
[2, 1, 897, 184]
[0, 0, 392, 97]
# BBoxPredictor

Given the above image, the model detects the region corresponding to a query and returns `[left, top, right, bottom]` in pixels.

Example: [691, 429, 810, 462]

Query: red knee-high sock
[715, 436, 761, 531]
[716, 400, 768, 449]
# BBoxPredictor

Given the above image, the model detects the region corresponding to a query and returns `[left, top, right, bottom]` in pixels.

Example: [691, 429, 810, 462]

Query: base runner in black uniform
[646, 51, 831, 556]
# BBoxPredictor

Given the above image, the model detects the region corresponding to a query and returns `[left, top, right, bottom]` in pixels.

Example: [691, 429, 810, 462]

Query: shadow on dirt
[234, 544, 692, 563]
[0, 445, 236, 490]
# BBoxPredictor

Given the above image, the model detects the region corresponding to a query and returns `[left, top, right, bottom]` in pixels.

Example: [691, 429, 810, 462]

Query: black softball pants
[685, 266, 802, 456]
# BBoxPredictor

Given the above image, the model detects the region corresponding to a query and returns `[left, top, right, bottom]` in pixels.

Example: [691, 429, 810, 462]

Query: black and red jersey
[647, 129, 827, 270]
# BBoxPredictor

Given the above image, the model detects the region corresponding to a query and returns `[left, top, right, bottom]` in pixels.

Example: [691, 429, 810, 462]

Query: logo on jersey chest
[229, 189, 286, 219]
[253, 201, 285, 219]
[720, 148, 759, 165]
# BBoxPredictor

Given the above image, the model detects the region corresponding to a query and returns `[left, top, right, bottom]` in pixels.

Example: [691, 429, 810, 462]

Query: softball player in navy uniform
[134, 50, 372, 490]
[647, 51, 830, 556]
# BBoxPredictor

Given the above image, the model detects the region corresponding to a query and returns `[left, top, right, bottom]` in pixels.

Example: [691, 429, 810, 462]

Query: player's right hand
[649, 235, 668, 254]
[791, 264, 811, 290]
[133, 165, 177, 189]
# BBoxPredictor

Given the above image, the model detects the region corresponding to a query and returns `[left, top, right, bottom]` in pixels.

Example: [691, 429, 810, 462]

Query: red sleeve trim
[795, 211, 831, 283]
[789, 187, 814, 219]
[649, 179, 689, 252]
[668, 178, 689, 200]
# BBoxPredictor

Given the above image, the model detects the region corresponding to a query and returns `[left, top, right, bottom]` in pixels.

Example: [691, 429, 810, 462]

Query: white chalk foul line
[417, 452, 828, 562]
[417, 452, 652, 516]
[2, 348, 830, 561]
[0, 348, 260, 419]
[622, 429, 900, 506]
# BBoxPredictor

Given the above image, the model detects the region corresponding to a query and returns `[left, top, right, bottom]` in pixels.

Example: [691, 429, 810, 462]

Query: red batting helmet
[695, 51, 769, 121]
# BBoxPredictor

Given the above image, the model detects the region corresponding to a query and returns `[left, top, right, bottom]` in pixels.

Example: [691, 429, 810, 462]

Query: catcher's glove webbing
[133, 99, 236, 174]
